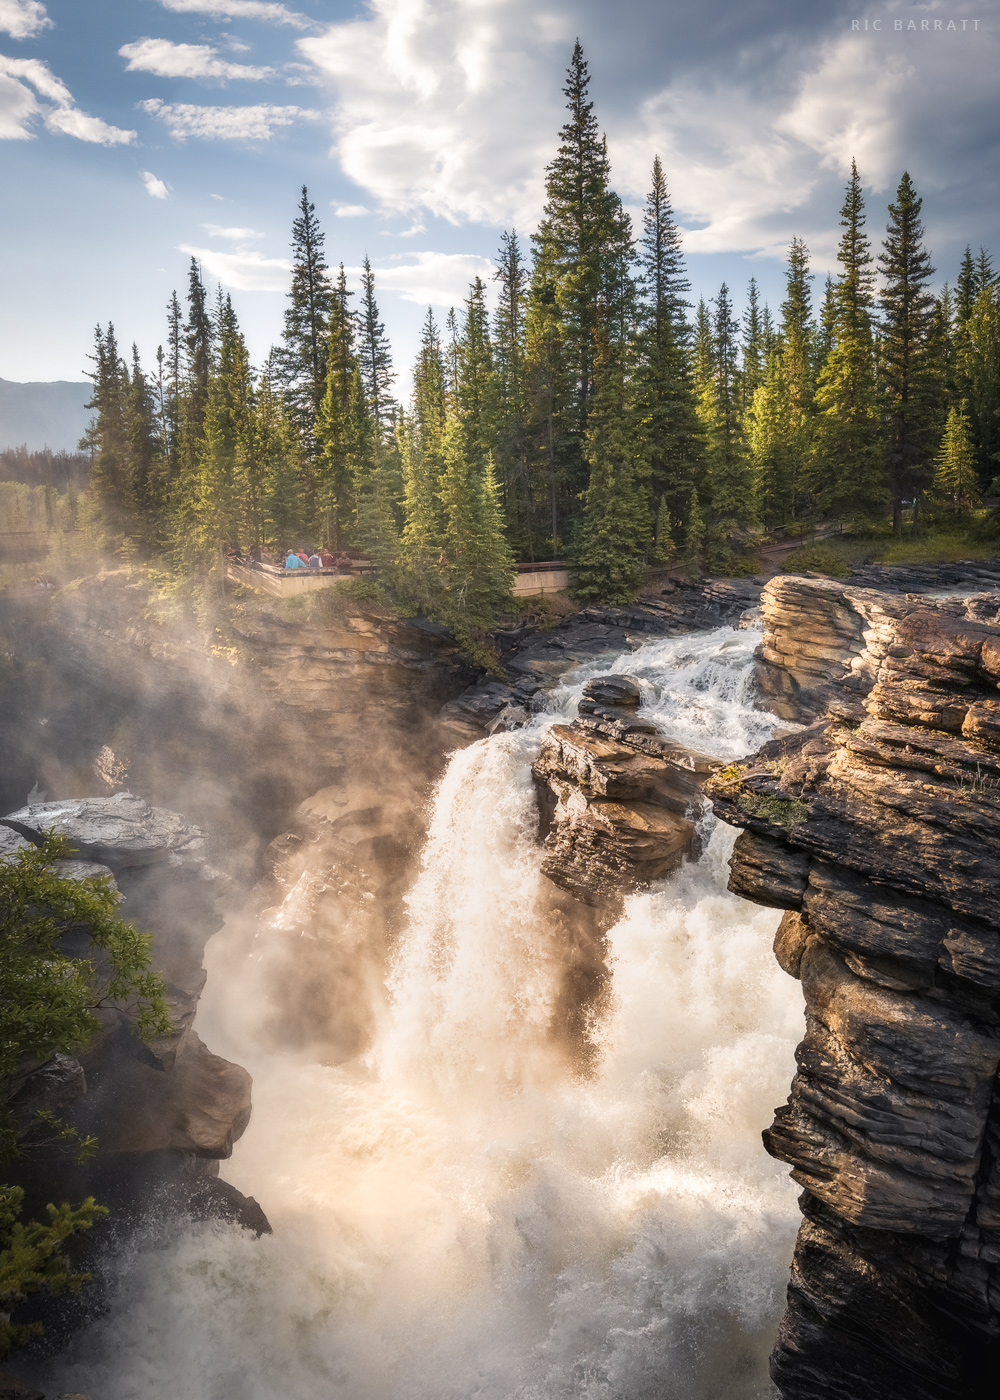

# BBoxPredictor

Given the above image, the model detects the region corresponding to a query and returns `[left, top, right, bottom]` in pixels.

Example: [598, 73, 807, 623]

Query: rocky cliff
[709, 574, 1000, 1399]
[1, 794, 266, 1299]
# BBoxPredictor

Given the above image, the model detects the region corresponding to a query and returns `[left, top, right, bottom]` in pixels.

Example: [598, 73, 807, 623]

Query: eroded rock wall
[1, 795, 264, 1237]
[710, 577, 1000, 1399]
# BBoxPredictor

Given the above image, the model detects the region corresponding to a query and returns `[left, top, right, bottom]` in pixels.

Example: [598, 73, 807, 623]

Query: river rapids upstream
[37, 625, 804, 1400]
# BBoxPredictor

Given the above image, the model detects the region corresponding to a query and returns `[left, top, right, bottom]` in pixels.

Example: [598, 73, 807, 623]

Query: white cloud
[297, 0, 1000, 265]
[140, 98, 315, 140]
[346, 252, 496, 308]
[202, 222, 264, 239]
[119, 37, 275, 81]
[0, 0, 52, 40]
[180, 242, 292, 291]
[142, 170, 170, 199]
[298, 0, 561, 226]
[333, 203, 369, 217]
[0, 55, 136, 143]
[159, 0, 313, 29]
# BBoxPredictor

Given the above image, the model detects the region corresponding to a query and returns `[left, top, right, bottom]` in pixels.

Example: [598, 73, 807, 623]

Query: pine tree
[182, 258, 213, 464]
[258, 352, 306, 550]
[878, 171, 941, 532]
[962, 284, 1000, 486]
[741, 277, 767, 406]
[457, 276, 494, 469]
[126, 343, 163, 547]
[932, 403, 979, 506]
[278, 186, 334, 449]
[748, 350, 797, 525]
[812, 160, 884, 518]
[571, 316, 648, 602]
[413, 307, 447, 449]
[635, 155, 702, 529]
[492, 229, 532, 549]
[956, 246, 978, 325]
[314, 265, 357, 547]
[773, 236, 815, 520]
[524, 242, 565, 553]
[816, 274, 837, 368]
[163, 290, 183, 485]
[357, 257, 395, 435]
[684, 486, 705, 572]
[439, 417, 514, 627]
[703, 283, 755, 561]
[80, 323, 132, 546]
[530, 41, 633, 503]
[653, 495, 676, 565]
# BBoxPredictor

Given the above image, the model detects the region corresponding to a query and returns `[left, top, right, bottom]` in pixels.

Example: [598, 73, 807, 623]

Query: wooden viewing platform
[228, 558, 570, 598]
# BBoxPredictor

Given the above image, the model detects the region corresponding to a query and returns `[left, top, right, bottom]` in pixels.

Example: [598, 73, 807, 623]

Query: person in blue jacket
[284, 549, 306, 569]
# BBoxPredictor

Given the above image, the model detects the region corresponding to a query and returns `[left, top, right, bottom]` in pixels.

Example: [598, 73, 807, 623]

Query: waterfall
[36, 625, 803, 1400]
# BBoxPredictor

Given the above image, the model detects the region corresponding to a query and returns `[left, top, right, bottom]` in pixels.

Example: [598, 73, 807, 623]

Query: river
[38, 625, 803, 1400]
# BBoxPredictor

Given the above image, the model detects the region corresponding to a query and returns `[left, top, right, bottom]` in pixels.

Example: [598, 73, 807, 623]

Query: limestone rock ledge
[0, 794, 265, 1238]
[709, 577, 1000, 1399]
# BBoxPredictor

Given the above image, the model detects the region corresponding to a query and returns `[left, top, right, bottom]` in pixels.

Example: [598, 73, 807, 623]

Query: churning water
[37, 626, 803, 1400]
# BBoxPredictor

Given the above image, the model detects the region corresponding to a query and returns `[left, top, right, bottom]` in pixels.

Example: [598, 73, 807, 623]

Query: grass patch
[734, 791, 810, 827]
[780, 541, 853, 577]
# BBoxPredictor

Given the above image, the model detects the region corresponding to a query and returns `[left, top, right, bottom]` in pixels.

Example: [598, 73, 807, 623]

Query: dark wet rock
[710, 575, 1000, 1398]
[0, 1374, 45, 1400]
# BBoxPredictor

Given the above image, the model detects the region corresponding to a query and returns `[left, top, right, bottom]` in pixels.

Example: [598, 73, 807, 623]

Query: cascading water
[35, 625, 803, 1400]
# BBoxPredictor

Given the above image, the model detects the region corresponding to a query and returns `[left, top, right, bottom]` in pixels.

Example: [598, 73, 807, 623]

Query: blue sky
[0, 0, 997, 396]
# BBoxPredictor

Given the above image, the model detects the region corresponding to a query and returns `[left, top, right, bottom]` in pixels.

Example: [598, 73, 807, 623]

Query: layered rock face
[1, 794, 264, 1234]
[532, 675, 719, 907]
[709, 576, 1000, 1399]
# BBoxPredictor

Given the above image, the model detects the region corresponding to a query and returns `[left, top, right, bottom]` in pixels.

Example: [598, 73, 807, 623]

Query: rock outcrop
[1, 794, 265, 1237]
[532, 676, 719, 908]
[709, 576, 1000, 1399]
[0, 574, 476, 866]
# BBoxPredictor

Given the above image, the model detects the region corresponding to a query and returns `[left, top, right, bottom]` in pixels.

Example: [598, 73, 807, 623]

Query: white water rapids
[38, 626, 804, 1400]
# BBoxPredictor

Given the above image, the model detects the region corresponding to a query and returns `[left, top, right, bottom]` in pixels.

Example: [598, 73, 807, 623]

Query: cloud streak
[159, 0, 314, 29]
[119, 37, 275, 81]
[347, 252, 497, 308]
[180, 242, 292, 291]
[0, 54, 136, 143]
[139, 98, 316, 140]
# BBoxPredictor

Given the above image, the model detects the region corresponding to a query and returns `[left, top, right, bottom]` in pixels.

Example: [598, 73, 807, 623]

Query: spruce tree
[932, 403, 979, 507]
[653, 495, 676, 565]
[703, 283, 755, 561]
[258, 352, 306, 550]
[635, 155, 702, 529]
[812, 160, 884, 518]
[748, 350, 797, 525]
[492, 229, 531, 547]
[182, 257, 213, 463]
[741, 277, 767, 406]
[961, 284, 1000, 486]
[278, 186, 334, 450]
[571, 316, 648, 603]
[126, 343, 163, 547]
[775, 236, 815, 520]
[530, 41, 633, 504]
[956, 246, 978, 324]
[878, 171, 941, 532]
[80, 323, 132, 547]
[684, 486, 705, 572]
[357, 256, 395, 434]
[524, 242, 565, 553]
[314, 265, 357, 547]
[163, 290, 183, 486]
[457, 276, 494, 469]
[439, 417, 514, 627]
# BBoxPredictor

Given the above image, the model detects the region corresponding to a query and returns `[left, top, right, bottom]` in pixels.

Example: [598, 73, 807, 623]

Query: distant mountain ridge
[0, 377, 92, 453]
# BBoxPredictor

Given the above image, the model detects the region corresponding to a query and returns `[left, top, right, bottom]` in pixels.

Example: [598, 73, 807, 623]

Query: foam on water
[34, 625, 802, 1400]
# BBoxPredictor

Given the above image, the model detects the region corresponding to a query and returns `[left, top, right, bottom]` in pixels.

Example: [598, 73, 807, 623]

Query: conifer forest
[81, 44, 1000, 628]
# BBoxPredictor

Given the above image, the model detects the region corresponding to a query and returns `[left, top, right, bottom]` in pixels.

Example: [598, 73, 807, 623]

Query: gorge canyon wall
[710, 573, 1000, 1399]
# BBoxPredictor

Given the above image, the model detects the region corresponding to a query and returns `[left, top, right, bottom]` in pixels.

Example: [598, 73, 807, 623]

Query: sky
[0, 0, 997, 398]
